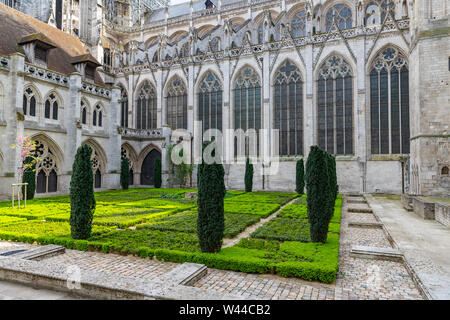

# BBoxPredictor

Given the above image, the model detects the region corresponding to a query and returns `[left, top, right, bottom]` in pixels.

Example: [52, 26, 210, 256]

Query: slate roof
[0, 3, 104, 85]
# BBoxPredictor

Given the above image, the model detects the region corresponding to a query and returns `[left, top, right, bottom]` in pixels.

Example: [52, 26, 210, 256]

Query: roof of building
[0, 3, 104, 85]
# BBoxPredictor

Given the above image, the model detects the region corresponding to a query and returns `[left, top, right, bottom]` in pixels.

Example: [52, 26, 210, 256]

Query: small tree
[305, 146, 331, 243]
[120, 157, 130, 190]
[325, 153, 337, 222]
[154, 158, 162, 188]
[244, 157, 253, 192]
[22, 157, 36, 200]
[197, 141, 226, 253]
[70, 144, 96, 240]
[295, 159, 305, 194]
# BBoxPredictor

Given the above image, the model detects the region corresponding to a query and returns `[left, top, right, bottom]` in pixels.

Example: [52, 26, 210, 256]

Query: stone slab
[348, 221, 383, 229]
[11, 245, 65, 261]
[347, 205, 373, 214]
[350, 245, 403, 262]
[412, 198, 435, 220]
[160, 262, 207, 286]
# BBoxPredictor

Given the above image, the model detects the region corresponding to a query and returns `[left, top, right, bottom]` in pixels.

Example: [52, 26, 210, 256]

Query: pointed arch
[272, 59, 304, 156]
[31, 133, 64, 194]
[82, 138, 107, 189]
[118, 84, 129, 128]
[232, 65, 262, 157]
[43, 90, 63, 121]
[165, 75, 187, 130]
[80, 98, 90, 125]
[196, 70, 223, 134]
[316, 53, 354, 155]
[23, 84, 41, 117]
[365, 0, 395, 26]
[135, 80, 157, 130]
[92, 102, 105, 128]
[121, 143, 138, 185]
[324, 3, 353, 32]
[368, 45, 409, 155]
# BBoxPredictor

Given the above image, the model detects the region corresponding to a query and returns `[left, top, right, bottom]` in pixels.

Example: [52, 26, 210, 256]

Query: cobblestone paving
[44, 249, 178, 281]
[346, 212, 378, 224]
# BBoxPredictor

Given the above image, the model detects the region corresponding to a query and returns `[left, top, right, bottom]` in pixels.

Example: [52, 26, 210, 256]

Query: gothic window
[272, 24, 281, 41]
[34, 140, 58, 194]
[233, 67, 261, 157]
[370, 47, 409, 154]
[179, 42, 190, 58]
[198, 72, 223, 134]
[81, 100, 88, 125]
[210, 37, 220, 52]
[121, 147, 134, 185]
[93, 105, 103, 127]
[90, 148, 103, 188]
[326, 4, 353, 32]
[365, 0, 395, 25]
[120, 86, 128, 127]
[166, 76, 187, 130]
[23, 87, 37, 117]
[257, 24, 264, 44]
[136, 81, 157, 130]
[44, 93, 58, 120]
[274, 61, 303, 156]
[317, 55, 353, 155]
[291, 11, 306, 38]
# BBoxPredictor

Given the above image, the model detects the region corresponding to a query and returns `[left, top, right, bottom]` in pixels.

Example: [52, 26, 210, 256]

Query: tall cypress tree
[197, 141, 226, 253]
[244, 157, 253, 192]
[325, 153, 336, 222]
[120, 157, 129, 190]
[295, 159, 305, 194]
[154, 158, 162, 188]
[70, 144, 96, 240]
[22, 157, 36, 200]
[305, 146, 330, 243]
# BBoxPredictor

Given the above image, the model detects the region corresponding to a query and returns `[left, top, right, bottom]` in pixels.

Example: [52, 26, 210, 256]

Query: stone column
[60, 72, 82, 193]
[161, 125, 172, 187]
[156, 69, 163, 127]
[3, 53, 25, 193]
[303, 46, 314, 159]
[106, 86, 121, 188]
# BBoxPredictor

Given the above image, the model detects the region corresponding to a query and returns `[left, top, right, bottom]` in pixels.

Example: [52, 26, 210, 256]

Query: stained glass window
[370, 47, 409, 154]
[166, 76, 187, 130]
[198, 72, 223, 134]
[317, 55, 353, 155]
[136, 81, 157, 129]
[291, 11, 306, 38]
[326, 4, 352, 32]
[274, 61, 303, 156]
[365, 0, 395, 25]
[44, 93, 58, 120]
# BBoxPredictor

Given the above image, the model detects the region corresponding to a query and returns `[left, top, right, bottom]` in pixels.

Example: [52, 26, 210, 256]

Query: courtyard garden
[0, 188, 342, 283]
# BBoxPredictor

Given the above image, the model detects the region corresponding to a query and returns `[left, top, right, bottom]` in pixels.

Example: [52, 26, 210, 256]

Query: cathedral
[0, 0, 448, 197]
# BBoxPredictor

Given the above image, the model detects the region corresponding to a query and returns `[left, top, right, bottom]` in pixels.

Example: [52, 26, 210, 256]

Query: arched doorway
[140, 149, 161, 185]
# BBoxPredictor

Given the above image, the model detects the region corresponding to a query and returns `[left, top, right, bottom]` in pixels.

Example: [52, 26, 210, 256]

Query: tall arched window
[198, 72, 223, 134]
[274, 61, 303, 156]
[370, 47, 409, 155]
[317, 55, 353, 155]
[35, 140, 58, 194]
[136, 81, 157, 130]
[326, 4, 352, 32]
[44, 93, 58, 120]
[93, 105, 103, 127]
[166, 76, 187, 130]
[81, 100, 88, 125]
[233, 66, 261, 156]
[365, 0, 395, 25]
[120, 86, 128, 127]
[23, 87, 37, 117]
[291, 11, 306, 38]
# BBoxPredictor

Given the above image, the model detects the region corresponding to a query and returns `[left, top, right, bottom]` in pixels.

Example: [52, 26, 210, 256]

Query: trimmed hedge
[295, 159, 304, 195]
[120, 157, 130, 190]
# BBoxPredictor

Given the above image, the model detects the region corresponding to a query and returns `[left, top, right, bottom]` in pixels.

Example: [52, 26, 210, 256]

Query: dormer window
[18, 33, 56, 68]
[85, 65, 95, 81]
[70, 54, 101, 82]
[35, 45, 47, 65]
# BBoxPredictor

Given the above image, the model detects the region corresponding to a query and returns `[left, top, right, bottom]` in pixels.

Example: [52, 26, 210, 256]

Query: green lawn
[0, 188, 342, 283]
